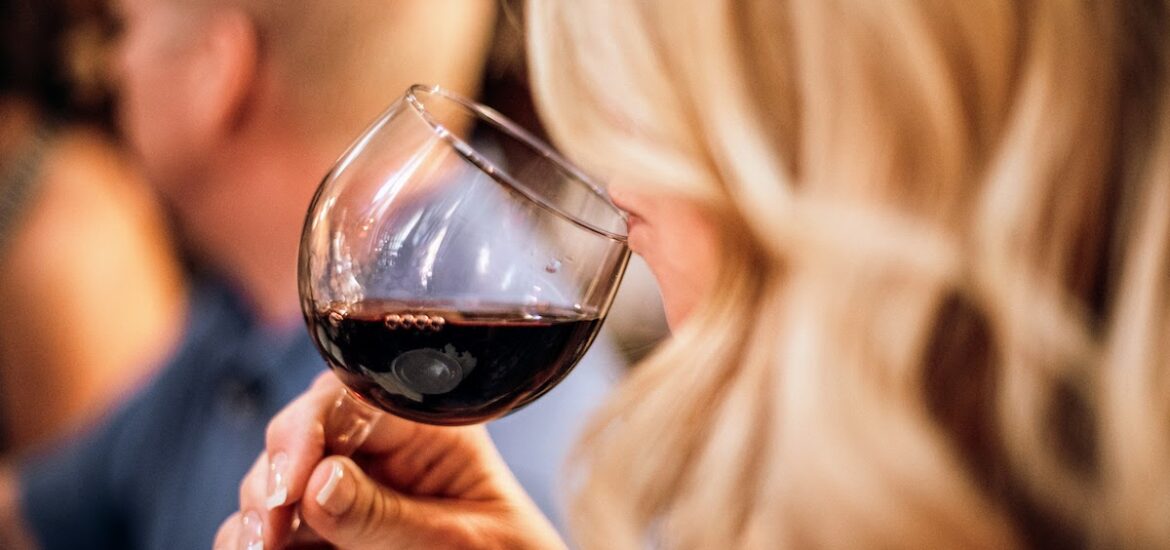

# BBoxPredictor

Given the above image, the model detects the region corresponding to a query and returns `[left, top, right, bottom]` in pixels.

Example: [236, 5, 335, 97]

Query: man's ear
[188, 8, 258, 142]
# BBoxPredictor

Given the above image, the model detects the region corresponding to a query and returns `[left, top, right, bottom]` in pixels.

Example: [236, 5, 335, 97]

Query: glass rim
[402, 84, 628, 243]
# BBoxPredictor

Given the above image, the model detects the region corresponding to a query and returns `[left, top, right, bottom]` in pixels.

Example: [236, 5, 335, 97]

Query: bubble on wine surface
[384, 313, 445, 331]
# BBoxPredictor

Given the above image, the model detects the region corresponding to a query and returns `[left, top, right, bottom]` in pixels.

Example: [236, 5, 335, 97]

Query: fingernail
[239, 511, 263, 550]
[265, 452, 288, 510]
[315, 462, 347, 515]
[289, 509, 302, 532]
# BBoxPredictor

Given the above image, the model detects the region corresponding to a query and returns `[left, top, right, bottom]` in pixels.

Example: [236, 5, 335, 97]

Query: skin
[608, 184, 720, 328]
[216, 374, 568, 550]
[114, 0, 206, 195]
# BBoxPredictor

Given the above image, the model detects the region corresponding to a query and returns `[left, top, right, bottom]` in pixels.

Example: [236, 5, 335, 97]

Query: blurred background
[0, 0, 668, 460]
[0, 2, 669, 548]
[0, 0, 187, 456]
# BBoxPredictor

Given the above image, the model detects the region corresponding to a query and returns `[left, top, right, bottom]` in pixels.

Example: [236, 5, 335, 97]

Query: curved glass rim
[402, 84, 628, 243]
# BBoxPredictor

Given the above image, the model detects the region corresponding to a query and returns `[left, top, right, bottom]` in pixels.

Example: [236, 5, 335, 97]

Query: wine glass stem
[324, 388, 381, 456]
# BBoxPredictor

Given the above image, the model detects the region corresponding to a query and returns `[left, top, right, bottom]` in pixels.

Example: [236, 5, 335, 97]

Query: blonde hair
[527, 1, 1170, 547]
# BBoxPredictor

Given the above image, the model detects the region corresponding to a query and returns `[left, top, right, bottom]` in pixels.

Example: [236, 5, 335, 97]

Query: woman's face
[609, 183, 720, 328]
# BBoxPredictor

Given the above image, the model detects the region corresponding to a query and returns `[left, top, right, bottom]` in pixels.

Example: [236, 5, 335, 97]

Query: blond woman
[218, 0, 1170, 548]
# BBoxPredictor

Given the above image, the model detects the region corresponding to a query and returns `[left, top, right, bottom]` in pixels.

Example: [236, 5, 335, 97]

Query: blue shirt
[18, 275, 619, 548]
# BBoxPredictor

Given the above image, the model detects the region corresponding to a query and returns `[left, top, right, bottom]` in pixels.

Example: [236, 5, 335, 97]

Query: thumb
[299, 456, 470, 550]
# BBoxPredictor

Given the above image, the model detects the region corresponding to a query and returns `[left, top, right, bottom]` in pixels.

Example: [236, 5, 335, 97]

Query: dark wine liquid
[307, 301, 602, 425]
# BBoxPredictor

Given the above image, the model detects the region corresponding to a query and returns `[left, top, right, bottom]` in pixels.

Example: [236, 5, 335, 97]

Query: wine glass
[299, 84, 629, 433]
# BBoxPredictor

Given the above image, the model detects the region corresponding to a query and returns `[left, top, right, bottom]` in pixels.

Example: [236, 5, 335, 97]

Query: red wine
[307, 301, 602, 425]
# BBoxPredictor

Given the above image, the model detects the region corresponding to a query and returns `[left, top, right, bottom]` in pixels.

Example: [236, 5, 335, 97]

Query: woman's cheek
[641, 212, 720, 329]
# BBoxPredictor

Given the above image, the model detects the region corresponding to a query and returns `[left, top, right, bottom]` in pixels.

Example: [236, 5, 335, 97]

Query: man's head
[114, 0, 497, 202]
[110, 0, 497, 319]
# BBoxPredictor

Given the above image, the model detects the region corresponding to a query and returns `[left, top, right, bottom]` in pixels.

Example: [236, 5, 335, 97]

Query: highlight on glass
[299, 84, 630, 427]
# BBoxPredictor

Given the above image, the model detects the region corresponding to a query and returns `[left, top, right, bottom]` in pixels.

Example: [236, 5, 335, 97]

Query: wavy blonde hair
[527, 1, 1170, 548]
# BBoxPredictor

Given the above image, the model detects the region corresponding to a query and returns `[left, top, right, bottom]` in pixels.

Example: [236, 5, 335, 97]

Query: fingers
[237, 453, 298, 549]
[214, 510, 274, 550]
[244, 371, 526, 548]
[298, 456, 465, 550]
[233, 372, 346, 548]
[226, 369, 565, 549]
[212, 512, 241, 550]
[261, 373, 348, 511]
[298, 456, 569, 550]
[212, 512, 237, 550]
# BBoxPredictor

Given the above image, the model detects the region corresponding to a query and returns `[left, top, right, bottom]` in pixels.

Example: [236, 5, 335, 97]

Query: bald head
[111, 0, 501, 321]
[197, 0, 498, 146]
[115, 0, 498, 188]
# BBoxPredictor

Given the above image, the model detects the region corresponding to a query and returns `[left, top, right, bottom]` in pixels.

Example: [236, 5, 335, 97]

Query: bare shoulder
[0, 124, 184, 451]
[39, 126, 147, 198]
[5, 125, 162, 285]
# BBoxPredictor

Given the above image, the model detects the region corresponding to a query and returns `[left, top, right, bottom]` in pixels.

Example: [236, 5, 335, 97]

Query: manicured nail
[315, 462, 346, 514]
[289, 509, 302, 532]
[265, 452, 289, 510]
[239, 511, 263, 550]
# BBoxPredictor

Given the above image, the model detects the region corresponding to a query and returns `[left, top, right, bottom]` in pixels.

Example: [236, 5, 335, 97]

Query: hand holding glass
[299, 85, 629, 434]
